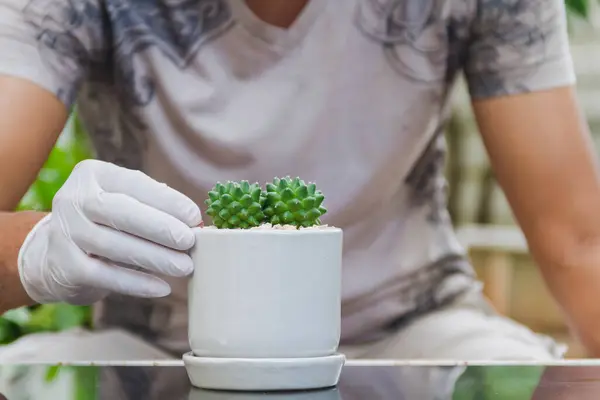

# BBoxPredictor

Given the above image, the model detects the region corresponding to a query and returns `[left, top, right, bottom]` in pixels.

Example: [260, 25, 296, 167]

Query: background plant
[566, 0, 593, 18]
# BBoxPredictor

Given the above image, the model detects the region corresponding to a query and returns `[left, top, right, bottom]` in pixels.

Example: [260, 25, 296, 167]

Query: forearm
[0, 75, 68, 210]
[531, 233, 600, 357]
[0, 75, 68, 311]
[0, 211, 48, 313]
[472, 86, 600, 356]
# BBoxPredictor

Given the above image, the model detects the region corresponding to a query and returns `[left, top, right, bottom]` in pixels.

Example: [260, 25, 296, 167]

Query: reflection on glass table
[1, 362, 600, 399]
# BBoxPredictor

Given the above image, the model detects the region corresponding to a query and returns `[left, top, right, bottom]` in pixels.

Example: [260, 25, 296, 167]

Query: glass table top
[1, 361, 600, 400]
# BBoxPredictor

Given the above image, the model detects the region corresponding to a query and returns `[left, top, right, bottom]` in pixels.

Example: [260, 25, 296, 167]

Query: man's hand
[18, 159, 203, 305]
[472, 86, 600, 356]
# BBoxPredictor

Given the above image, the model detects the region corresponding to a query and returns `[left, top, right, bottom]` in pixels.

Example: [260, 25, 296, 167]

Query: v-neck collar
[227, 0, 326, 50]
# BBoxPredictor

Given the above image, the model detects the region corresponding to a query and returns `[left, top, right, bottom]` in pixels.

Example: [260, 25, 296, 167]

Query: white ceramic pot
[188, 227, 343, 359]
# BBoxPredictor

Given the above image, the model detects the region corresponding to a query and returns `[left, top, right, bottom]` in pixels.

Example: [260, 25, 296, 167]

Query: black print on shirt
[354, 0, 561, 97]
[405, 130, 450, 224]
[465, 0, 559, 98]
[107, 0, 233, 107]
[354, 0, 472, 84]
[24, 0, 110, 105]
[23, 0, 233, 170]
[24, 0, 233, 107]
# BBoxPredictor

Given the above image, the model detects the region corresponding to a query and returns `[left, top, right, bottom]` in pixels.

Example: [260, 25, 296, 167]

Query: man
[1, 0, 599, 375]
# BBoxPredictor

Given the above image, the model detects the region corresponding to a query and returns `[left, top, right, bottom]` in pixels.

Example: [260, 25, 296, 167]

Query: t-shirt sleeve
[464, 0, 576, 100]
[0, 0, 106, 107]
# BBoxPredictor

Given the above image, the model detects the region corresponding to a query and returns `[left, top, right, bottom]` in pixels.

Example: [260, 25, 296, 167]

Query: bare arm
[472, 86, 600, 356]
[0, 75, 68, 209]
[0, 0, 113, 311]
[0, 74, 68, 312]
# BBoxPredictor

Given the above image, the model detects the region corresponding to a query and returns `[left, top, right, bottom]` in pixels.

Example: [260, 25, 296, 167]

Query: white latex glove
[18, 159, 202, 305]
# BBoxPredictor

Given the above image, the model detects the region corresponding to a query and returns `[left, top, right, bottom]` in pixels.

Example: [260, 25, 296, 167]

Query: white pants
[340, 287, 565, 360]
[335, 288, 564, 400]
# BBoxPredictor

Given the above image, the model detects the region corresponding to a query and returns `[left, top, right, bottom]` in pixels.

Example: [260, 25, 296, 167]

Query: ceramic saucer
[188, 387, 341, 399]
[183, 352, 345, 391]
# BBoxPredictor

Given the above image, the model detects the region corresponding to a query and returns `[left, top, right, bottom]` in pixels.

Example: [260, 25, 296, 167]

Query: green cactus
[205, 180, 266, 229]
[263, 176, 327, 228]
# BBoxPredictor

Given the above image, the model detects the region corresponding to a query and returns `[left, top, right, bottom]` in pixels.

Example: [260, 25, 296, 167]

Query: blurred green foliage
[566, 0, 591, 18]
[0, 304, 91, 346]
[453, 366, 545, 400]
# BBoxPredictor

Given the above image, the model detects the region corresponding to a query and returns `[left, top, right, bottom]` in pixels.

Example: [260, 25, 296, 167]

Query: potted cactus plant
[183, 177, 345, 392]
[205, 177, 327, 229]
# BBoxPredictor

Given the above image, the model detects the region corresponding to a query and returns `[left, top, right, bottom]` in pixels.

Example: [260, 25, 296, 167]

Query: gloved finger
[63, 286, 110, 306]
[78, 254, 172, 298]
[73, 222, 193, 277]
[83, 191, 195, 250]
[97, 163, 202, 227]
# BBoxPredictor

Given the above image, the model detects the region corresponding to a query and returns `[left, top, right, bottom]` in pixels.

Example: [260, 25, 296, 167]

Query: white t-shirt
[0, 0, 575, 352]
